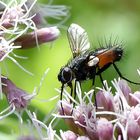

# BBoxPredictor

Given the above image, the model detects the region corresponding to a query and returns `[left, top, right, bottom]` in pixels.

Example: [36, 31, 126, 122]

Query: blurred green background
[1, 0, 140, 139]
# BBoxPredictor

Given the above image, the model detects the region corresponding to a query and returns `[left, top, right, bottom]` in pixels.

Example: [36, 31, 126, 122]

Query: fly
[58, 23, 140, 113]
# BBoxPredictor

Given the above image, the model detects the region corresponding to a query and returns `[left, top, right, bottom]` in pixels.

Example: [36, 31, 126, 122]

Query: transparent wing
[67, 23, 90, 58]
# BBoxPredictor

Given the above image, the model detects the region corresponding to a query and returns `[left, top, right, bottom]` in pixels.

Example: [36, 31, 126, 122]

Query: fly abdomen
[95, 46, 123, 70]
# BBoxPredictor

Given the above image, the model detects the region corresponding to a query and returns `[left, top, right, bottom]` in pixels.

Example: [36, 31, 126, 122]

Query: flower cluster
[56, 78, 140, 140]
[0, 0, 70, 139]
[26, 77, 140, 140]
[0, 0, 69, 113]
[0, 0, 70, 73]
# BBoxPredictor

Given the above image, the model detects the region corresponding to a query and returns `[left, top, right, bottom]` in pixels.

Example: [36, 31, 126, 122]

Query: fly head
[58, 67, 74, 84]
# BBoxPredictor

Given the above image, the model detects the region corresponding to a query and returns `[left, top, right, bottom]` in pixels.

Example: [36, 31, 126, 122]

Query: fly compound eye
[61, 67, 73, 83]
[58, 67, 73, 84]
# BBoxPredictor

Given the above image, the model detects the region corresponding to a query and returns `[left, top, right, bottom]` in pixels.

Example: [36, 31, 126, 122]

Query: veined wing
[67, 23, 90, 58]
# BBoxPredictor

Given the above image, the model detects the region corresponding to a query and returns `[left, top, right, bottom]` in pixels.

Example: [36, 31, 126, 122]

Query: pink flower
[26, 1, 70, 27]
[0, 76, 36, 121]
[60, 130, 77, 140]
[57, 78, 140, 140]
[97, 118, 113, 140]
[96, 89, 114, 112]
[14, 27, 60, 49]
[2, 77, 32, 110]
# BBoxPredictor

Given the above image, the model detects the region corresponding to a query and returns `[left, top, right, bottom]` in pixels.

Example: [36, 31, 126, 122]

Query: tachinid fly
[58, 23, 140, 113]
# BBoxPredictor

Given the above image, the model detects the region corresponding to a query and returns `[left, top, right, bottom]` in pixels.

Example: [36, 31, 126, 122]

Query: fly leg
[96, 66, 107, 89]
[92, 74, 98, 109]
[60, 84, 64, 115]
[70, 80, 78, 115]
[68, 82, 73, 104]
[113, 63, 140, 85]
[99, 73, 106, 90]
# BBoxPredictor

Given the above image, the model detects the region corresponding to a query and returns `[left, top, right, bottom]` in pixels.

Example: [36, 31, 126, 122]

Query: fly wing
[67, 23, 90, 58]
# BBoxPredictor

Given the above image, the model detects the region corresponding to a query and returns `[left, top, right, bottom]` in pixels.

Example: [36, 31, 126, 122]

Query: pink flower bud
[127, 119, 140, 140]
[2, 77, 31, 110]
[129, 91, 140, 106]
[32, 13, 45, 26]
[118, 79, 140, 106]
[97, 118, 113, 140]
[14, 27, 60, 49]
[61, 130, 77, 140]
[96, 90, 114, 112]
[118, 79, 131, 103]
[1, 7, 24, 28]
